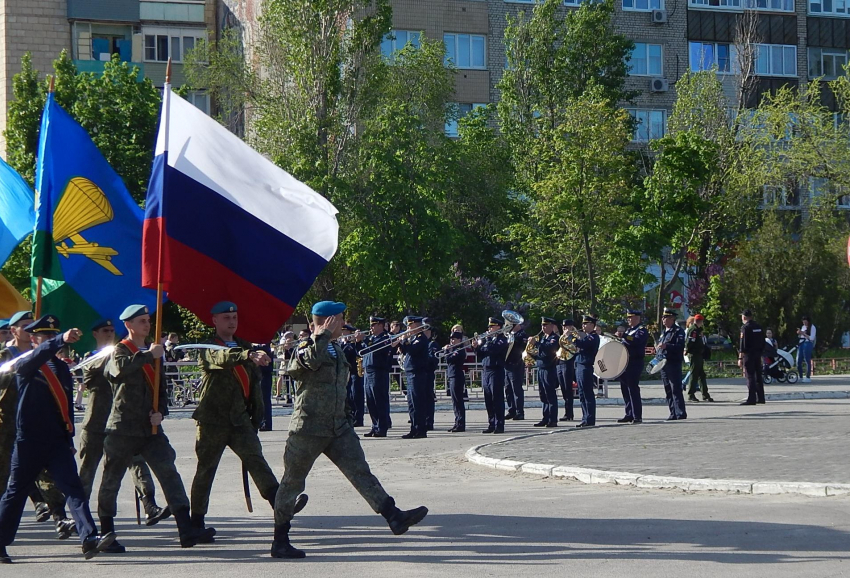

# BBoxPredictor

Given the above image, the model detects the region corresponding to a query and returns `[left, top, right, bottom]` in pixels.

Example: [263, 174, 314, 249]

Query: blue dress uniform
[362, 317, 393, 437]
[620, 310, 649, 423]
[425, 333, 440, 431]
[0, 316, 114, 563]
[556, 319, 576, 421]
[445, 333, 467, 432]
[659, 309, 687, 420]
[341, 326, 365, 427]
[476, 318, 509, 434]
[739, 310, 766, 405]
[399, 318, 431, 439]
[574, 316, 600, 427]
[504, 329, 527, 420]
[533, 318, 560, 427]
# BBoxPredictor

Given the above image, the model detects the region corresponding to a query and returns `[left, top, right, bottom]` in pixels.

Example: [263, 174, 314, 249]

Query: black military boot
[81, 532, 117, 560]
[270, 522, 305, 559]
[141, 494, 171, 526]
[55, 518, 76, 540]
[379, 497, 428, 536]
[0, 546, 10, 564]
[177, 509, 215, 547]
[33, 501, 51, 522]
[98, 517, 126, 553]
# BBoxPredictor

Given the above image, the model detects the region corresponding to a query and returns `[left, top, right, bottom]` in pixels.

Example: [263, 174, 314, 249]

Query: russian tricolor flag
[142, 88, 339, 342]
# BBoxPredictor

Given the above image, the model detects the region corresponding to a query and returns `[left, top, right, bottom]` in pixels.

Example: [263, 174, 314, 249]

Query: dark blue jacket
[361, 332, 392, 373]
[622, 324, 649, 377]
[575, 332, 600, 370]
[504, 330, 528, 368]
[659, 324, 686, 365]
[341, 340, 364, 375]
[533, 333, 559, 370]
[15, 334, 74, 445]
[400, 334, 431, 373]
[445, 347, 466, 380]
[476, 333, 508, 371]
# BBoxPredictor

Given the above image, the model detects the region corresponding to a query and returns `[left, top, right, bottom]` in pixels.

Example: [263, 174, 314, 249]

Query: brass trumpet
[435, 309, 524, 359]
[357, 324, 430, 357]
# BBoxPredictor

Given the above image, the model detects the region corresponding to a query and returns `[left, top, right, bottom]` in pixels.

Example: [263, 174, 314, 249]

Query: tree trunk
[655, 262, 666, 330]
[582, 230, 596, 312]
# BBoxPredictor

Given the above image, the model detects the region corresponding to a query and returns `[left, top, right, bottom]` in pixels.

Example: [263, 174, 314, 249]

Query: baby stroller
[763, 345, 799, 384]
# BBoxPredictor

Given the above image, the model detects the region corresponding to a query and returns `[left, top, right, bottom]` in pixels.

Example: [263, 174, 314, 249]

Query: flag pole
[151, 60, 171, 435]
[35, 76, 55, 318]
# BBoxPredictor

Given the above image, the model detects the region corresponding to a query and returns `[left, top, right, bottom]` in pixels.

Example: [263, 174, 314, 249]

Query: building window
[380, 30, 421, 58]
[809, 48, 849, 79]
[810, 0, 850, 15]
[630, 43, 663, 76]
[143, 27, 206, 63]
[628, 109, 666, 141]
[444, 34, 486, 69]
[689, 42, 737, 73]
[188, 91, 210, 115]
[446, 103, 487, 137]
[690, 0, 793, 9]
[754, 44, 797, 76]
[762, 185, 799, 208]
[623, 0, 663, 10]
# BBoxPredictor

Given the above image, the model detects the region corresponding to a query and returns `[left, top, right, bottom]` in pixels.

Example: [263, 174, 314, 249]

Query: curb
[465, 431, 850, 498]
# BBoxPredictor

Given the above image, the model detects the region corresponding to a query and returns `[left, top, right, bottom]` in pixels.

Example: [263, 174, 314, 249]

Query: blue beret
[25, 314, 61, 334]
[211, 301, 237, 314]
[120, 304, 151, 321]
[9, 311, 33, 326]
[626, 308, 643, 316]
[0, 319, 9, 330]
[311, 301, 346, 316]
[91, 318, 114, 331]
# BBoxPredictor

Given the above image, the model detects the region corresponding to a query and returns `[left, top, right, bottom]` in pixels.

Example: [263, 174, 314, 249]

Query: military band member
[271, 301, 428, 559]
[619, 309, 648, 424]
[504, 322, 527, 420]
[423, 319, 440, 432]
[658, 308, 687, 421]
[190, 302, 304, 534]
[340, 324, 365, 427]
[397, 317, 431, 439]
[738, 309, 766, 405]
[444, 332, 467, 432]
[363, 316, 393, 438]
[77, 318, 169, 543]
[557, 319, 576, 422]
[97, 305, 215, 549]
[574, 315, 600, 428]
[0, 316, 115, 564]
[532, 317, 560, 428]
[473, 317, 509, 434]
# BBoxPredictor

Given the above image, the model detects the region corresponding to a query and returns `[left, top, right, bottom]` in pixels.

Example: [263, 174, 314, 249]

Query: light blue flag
[0, 157, 35, 266]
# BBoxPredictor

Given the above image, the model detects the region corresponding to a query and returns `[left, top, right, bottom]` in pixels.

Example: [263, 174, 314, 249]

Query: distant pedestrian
[796, 316, 816, 383]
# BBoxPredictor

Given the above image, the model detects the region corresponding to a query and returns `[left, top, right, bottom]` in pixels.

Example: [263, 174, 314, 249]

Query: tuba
[556, 328, 579, 361]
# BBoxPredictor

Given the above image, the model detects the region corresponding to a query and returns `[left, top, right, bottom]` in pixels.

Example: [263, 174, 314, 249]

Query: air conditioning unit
[650, 77, 669, 92]
[651, 9, 668, 23]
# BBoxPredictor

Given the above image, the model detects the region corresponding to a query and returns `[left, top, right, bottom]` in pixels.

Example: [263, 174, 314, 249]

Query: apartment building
[0, 0, 216, 151]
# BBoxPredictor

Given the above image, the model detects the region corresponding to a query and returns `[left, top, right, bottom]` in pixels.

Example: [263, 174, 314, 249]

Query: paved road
[7, 403, 850, 577]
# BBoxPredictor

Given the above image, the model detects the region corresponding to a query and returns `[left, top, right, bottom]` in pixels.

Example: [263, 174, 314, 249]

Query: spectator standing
[796, 316, 816, 383]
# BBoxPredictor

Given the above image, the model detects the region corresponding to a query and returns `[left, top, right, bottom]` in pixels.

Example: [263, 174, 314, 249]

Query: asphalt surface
[6, 392, 850, 577]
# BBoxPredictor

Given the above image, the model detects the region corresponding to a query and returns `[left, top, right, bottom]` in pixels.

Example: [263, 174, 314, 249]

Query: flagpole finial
[48, 76, 55, 94]
[166, 58, 172, 84]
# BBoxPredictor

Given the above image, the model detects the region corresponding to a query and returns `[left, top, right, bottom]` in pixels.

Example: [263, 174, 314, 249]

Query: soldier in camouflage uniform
[270, 301, 428, 559]
[77, 319, 170, 536]
[97, 305, 214, 549]
[190, 301, 306, 532]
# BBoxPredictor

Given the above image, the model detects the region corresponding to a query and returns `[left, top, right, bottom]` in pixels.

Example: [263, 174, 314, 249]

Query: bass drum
[594, 336, 629, 380]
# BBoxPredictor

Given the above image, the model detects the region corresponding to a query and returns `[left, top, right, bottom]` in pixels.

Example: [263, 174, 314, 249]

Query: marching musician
[556, 319, 576, 422]
[397, 317, 431, 439]
[619, 309, 649, 425]
[473, 317, 509, 434]
[575, 315, 600, 428]
[341, 325, 365, 427]
[504, 322, 528, 421]
[444, 331, 467, 432]
[363, 316, 393, 438]
[658, 308, 687, 421]
[422, 319, 440, 432]
[531, 317, 560, 428]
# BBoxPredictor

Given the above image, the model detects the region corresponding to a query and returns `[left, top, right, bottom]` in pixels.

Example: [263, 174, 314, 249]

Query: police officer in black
[738, 309, 766, 405]
[444, 332, 467, 432]
[340, 324, 365, 427]
[532, 317, 560, 428]
[473, 317, 509, 434]
[397, 317, 431, 439]
[556, 319, 576, 422]
[658, 308, 687, 421]
[363, 317, 393, 437]
[0, 316, 115, 564]
[574, 315, 600, 428]
[504, 322, 528, 420]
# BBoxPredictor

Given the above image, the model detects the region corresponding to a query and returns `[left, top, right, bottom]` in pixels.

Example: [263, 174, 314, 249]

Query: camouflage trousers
[78, 429, 156, 501]
[0, 422, 65, 510]
[191, 421, 278, 517]
[274, 428, 390, 526]
[97, 431, 190, 519]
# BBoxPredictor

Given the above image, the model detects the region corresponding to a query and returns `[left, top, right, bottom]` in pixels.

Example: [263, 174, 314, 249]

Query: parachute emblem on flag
[53, 177, 122, 276]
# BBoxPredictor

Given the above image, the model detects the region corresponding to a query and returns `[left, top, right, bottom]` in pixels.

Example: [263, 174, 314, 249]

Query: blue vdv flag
[0, 157, 35, 267]
[33, 93, 160, 343]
